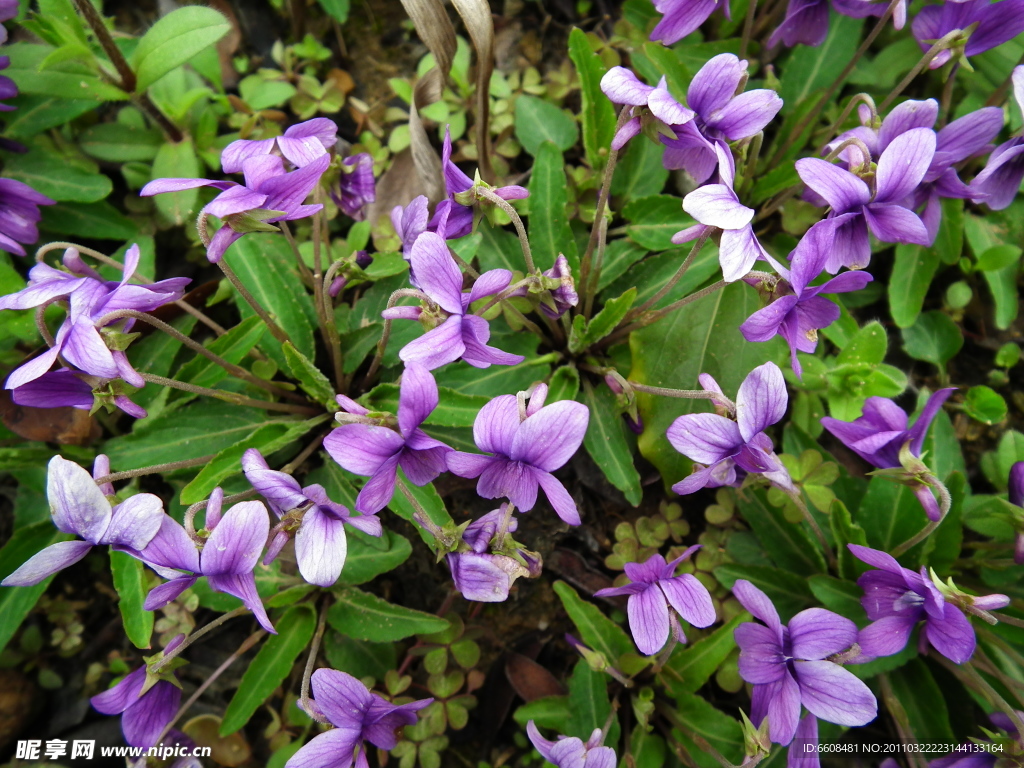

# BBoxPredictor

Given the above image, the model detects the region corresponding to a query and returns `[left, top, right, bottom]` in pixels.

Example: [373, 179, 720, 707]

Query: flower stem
[185, 490, 258, 542]
[739, 0, 759, 60]
[475, 187, 536, 274]
[151, 607, 249, 674]
[878, 30, 964, 112]
[784, 487, 837, 570]
[93, 455, 217, 487]
[362, 289, 429, 388]
[34, 304, 55, 347]
[598, 280, 727, 348]
[939, 658, 1024, 739]
[217, 259, 292, 345]
[626, 231, 710, 321]
[301, 601, 331, 723]
[139, 373, 320, 415]
[890, 477, 951, 557]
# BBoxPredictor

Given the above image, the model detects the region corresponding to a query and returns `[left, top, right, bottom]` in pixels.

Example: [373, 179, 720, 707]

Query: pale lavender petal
[62, 319, 119, 379]
[399, 445, 449, 486]
[284, 728, 360, 768]
[410, 232, 464, 314]
[472, 394, 520, 455]
[144, 577, 197, 610]
[5, 345, 61, 389]
[204, 185, 269, 219]
[793, 661, 878, 727]
[398, 315, 466, 370]
[0, 540, 93, 586]
[907, 387, 956, 456]
[767, 671, 803, 745]
[651, 0, 720, 43]
[713, 90, 783, 141]
[447, 552, 513, 601]
[788, 714, 820, 768]
[47, 455, 111, 541]
[511, 401, 589, 471]
[398, 362, 438, 437]
[1009, 461, 1024, 508]
[446, 452, 495, 478]
[866, 201, 933, 246]
[826, 212, 870, 271]
[875, 127, 936, 202]
[296, 507, 346, 587]
[277, 135, 329, 168]
[878, 100, 937, 151]
[732, 579, 783, 635]
[260, 155, 330, 213]
[788, 608, 857, 659]
[736, 362, 787, 442]
[666, 413, 742, 464]
[465, 269, 513, 307]
[324, 424, 404, 476]
[720, 225, 768, 281]
[683, 185, 752, 230]
[649, 80, 695, 125]
[201, 501, 269, 576]
[526, 721, 558, 764]
[140, 178, 230, 196]
[353, 454, 401, 514]
[535, 471, 581, 525]
[460, 315, 525, 368]
[205, 227, 242, 263]
[311, 668, 373, 726]
[91, 667, 146, 714]
[207, 571, 275, 633]
[660, 574, 716, 627]
[688, 53, 745, 118]
[795, 158, 870, 211]
[612, 118, 643, 151]
[104, 494, 165, 549]
[628, 585, 671, 655]
[477, 460, 538, 511]
[220, 139, 276, 173]
[740, 296, 798, 342]
[600, 67, 653, 105]
[242, 449, 307, 515]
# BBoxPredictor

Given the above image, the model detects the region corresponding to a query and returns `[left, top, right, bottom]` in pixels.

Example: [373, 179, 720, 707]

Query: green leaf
[932, 197, 964, 265]
[0, 522, 68, 654]
[631, 282, 786, 486]
[886, 659, 956, 743]
[835, 320, 888, 366]
[179, 418, 325, 504]
[902, 311, 963, 368]
[386, 476, 454, 546]
[713, 564, 815, 621]
[109, 551, 153, 649]
[151, 139, 202, 225]
[3, 147, 112, 203]
[567, 28, 616, 170]
[323, 633, 396, 682]
[661, 611, 749, 695]
[340, 528, 412, 586]
[856, 477, 928, 561]
[602, 245, 720, 311]
[174, 316, 267, 393]
[734, 489, 826, 575]
[220, 604, 316, 735]
[982, 261, 1021, 330]
[963, 385, 1007, 425]
[528, 141, 578, 272]
[807, 575, 865, 625]
[513, 696, 570, 732]
[3, 94, 98, 140]
[41, 201, 136, 240]
[79, 121, 164, 162]
[552, 581, 634, 662]
[223, 234, 317, 369]
[567, 659, 616, 743]
[778, 14, 864, 112]
[283, 341, 335, 407]
[889, 244, 939, 329]
[611, 136, 669, 202]
[569, 287, 636, 353]
[5, 42, 128, 101]
[514, 95, 579, 156]
[670, 691, 743, 768]
[623, 195, 691, 251]
[599, 239, 648, 292]
[317, 0, 350, 23]
[327, 587, 449, 642]
[580, 381, 642, 505]
[975, 244, 1022, 272]
[829, 498, 868, 581]
[132, 6, 231, 92]
[628, 726, 667, 768]
[547, 366, 580, 403]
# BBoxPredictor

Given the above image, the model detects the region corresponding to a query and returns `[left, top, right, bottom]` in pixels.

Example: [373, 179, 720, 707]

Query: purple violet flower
[667, 362, 793, 494]
[333, 152, 376, 220]
[677, 143, 784, 282]
[1010, 462, 1024, 565]
[971, 67, 1024, 211]
[796, 127, 936, 271]
[0, 245, 189, 391]
[324, 363, 453, 514]
[650, 0, 731, 44]
[539, 254, 579, 318]
[599, 68, 695, 149]
[242, 448, 382, 586]
[1, 455, 164, 587]
[594, 547, 716, 655]
[820, 389, 955, 520]
[769, 0, 831, 47]
[740, 221, 873, 377]
[285, 669, 432, 768]
[447, 385, 590, 525]
[91, 635, 185, 749]
[140, 153, 329, 262]
[661, 55, 783, 185]
[446, 505, 542, 602]
[849, 544, 990, 663]
[129, 490, 276, 633]
[912, 0, 1024, 70]
[383, 231, 525, 370]
[0, 177, 55, 256]
[10, 367, 148, 418]
[220, 118, 338, 172]
[787, 714, 821, 768]
[526, 721, 616, 768]
[391, 195, 430, 258]
[732, 579, 877, 746]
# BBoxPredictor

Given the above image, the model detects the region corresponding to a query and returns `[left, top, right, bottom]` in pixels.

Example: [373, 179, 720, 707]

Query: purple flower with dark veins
[10, 368, 148, 419]
[594, 547, 716, 655]
[91, 635, 185, 749]
[0, 245, 189, 391]
[1010, 462, 1024, 565]
[649, 0, 731, 44]
[0, 177, 55, 256]
[446, 505, 542, 602]
[285, 669, 431, 768]
[447, 385, 590, 525]
[848, 545, 1009, 664]
[324, 363, 453, 514]
[796, 127, 936, 271]
[128, 489, 276, 633]
[912, 0, 1024, 70]
[242, 449, 382, 586]
[383, 232, 525, 370]
[526, 721, 616, 768]
[332, 152, 376, 220]
[740, 221, 873, 377]
[677, 143, 784, 282]
[661, 55, 783, 185]
[141, 154, 329, 262]
[220, 118, 338, 172]
[733, 579, 877, 746]
[599, 68, 694, 149]
[971, 67, 1024, 211]
[667, 362, 793, 494]
[820, 389, 955, 520]
[1, 456, 163, 587]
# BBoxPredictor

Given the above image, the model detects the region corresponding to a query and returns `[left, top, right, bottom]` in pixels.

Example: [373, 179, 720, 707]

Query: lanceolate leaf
[132, 6, 231, 92]
[151, 139, 202, 225]
[528, 141, 578, 273]
[567, 28, 617, 170]
[661, 611, 749, 695]
[553, 580, 634, 662]
[339, 528, 412, 586]
[567, 659, 618, 744]
[734, 489, 826, 575]
[327, 587, 449, 642]
[109, 551, 153, 649]
[580, 382, 642, 506]
[3, 147, 112, 203]
[173, 316, 267, 394]
[283, 341, 336, 407]
[220, 604, 317, 735]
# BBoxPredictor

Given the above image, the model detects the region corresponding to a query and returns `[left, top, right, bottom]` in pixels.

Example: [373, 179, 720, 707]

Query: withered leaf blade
[504, 651, 566, 702]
